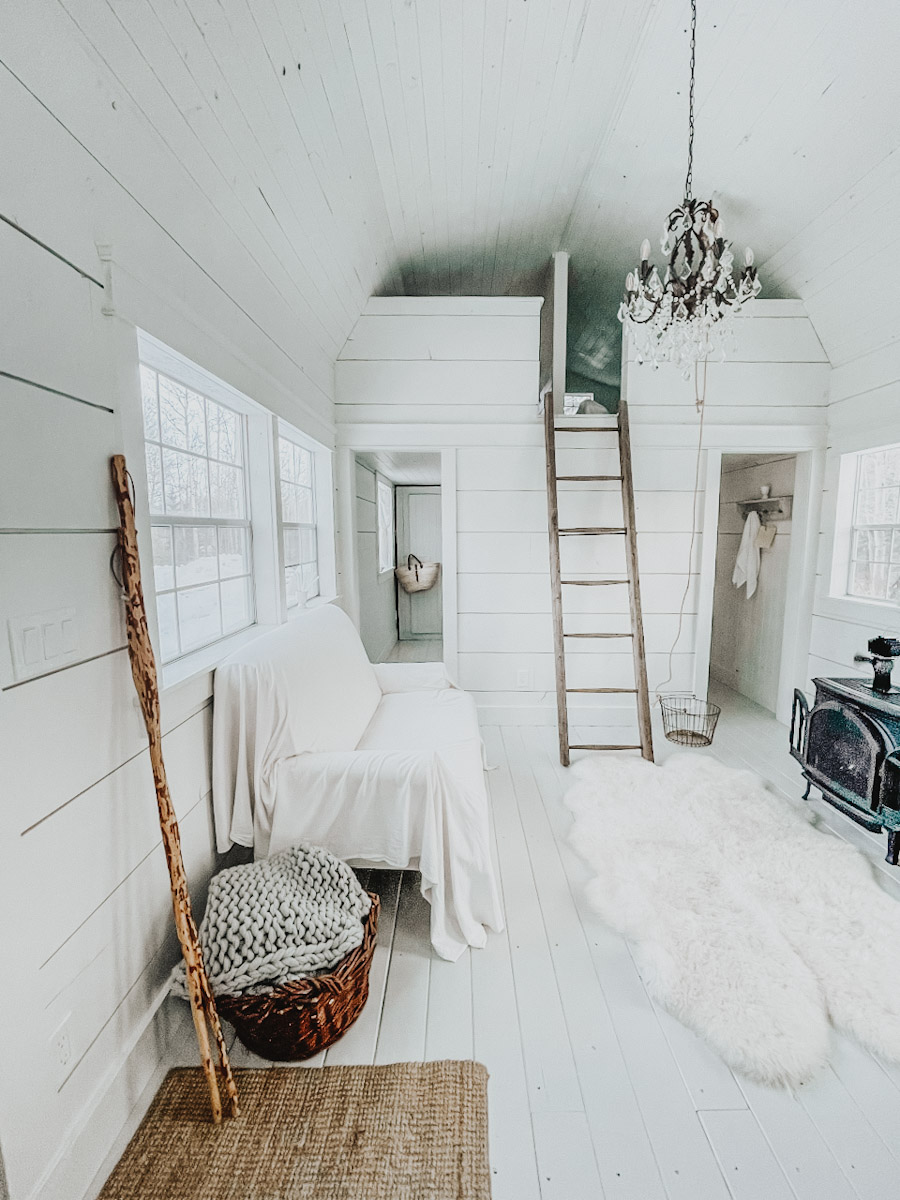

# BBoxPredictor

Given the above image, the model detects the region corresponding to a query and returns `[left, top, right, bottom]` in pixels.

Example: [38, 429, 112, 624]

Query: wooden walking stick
[110, 455, 238, 1123]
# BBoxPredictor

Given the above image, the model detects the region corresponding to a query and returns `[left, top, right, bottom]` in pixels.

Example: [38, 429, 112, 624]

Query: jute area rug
[98, 1060, 491, 1199]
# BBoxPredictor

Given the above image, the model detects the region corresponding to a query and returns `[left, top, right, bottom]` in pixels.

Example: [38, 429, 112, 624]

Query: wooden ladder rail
[617, 400, 654, 761]
[542, 399, 654, 766]
[543, 395, 570, 766]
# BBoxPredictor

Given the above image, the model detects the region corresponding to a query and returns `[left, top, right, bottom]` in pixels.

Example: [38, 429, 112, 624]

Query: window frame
[376, 475, 395, 575]
[830, 440, 900, 612]
[276, 422, 334, 612]
[136, 332, 341, 690]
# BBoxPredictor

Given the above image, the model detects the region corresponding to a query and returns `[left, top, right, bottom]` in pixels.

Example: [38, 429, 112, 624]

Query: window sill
[818, 592, 900, 632]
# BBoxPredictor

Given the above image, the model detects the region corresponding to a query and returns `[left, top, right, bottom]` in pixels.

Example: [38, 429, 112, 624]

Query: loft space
[2, 3, 900, 1200]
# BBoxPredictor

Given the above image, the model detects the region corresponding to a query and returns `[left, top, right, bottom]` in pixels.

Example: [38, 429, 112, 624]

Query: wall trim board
[361, 297, 544, 318]
[0, 213, 104, 289]
[337, 423, 828, 450]
[0, 372, 113, 414]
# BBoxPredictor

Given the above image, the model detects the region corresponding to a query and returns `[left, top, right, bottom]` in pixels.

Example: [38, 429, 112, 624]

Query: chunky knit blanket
[171, 844, 371, 998]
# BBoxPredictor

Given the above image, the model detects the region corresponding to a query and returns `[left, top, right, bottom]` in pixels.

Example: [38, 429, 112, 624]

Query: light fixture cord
[684, 0, 697, 202]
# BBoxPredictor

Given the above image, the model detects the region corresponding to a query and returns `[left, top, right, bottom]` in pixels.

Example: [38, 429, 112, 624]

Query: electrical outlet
[50, 1015, 73, 1071]
[516, 668, 533, 691]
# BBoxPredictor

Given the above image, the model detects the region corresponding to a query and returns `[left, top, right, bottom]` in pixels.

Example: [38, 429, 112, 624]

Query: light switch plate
[8, 607, 79, 682]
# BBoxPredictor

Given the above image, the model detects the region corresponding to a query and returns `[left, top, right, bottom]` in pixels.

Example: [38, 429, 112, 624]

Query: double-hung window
[844, 444, 900, 604]
[279, 434, 319, 609]
[140, 364, 254, 661]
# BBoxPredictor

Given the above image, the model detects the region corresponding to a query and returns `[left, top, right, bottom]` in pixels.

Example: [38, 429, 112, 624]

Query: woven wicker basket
[395, 554, 441, 594]
[217, 893, 379, 1062]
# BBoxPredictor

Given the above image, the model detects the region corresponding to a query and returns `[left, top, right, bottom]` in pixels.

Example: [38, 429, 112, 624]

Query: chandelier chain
[685, 0, 696, 202]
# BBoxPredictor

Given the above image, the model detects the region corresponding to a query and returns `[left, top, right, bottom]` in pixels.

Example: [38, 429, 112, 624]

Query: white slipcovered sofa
[211, 603, 504, 961]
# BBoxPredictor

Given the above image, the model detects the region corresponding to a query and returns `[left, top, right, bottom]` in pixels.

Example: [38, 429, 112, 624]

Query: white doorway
[694, 447, 824, 727]
[396, 485, 442, 641]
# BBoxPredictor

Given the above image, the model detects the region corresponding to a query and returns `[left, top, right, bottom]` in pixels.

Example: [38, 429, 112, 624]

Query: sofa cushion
[356, 688, 480, 755]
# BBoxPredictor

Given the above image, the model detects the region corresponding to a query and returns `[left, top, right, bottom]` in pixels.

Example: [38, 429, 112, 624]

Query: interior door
[396, 485, 442, 639]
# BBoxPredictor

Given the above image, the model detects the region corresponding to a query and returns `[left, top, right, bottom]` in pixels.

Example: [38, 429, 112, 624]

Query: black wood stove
[791, 673, 900, 865]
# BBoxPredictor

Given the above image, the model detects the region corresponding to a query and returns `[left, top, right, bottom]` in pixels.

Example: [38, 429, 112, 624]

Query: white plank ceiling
[5, 0, 899, 387]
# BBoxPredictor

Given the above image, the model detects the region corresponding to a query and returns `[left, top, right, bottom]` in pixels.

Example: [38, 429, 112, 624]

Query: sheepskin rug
[565, 752, 900, 1087]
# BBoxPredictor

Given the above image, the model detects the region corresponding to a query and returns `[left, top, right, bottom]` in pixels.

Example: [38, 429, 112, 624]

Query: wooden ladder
[544, 397, 654, 766]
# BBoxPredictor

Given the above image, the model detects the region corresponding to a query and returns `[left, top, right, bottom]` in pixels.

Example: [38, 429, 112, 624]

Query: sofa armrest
[373, 662, 454, 693]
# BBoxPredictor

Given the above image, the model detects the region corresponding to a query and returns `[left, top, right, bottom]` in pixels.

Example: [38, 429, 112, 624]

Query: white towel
[733, 511, 761, 598]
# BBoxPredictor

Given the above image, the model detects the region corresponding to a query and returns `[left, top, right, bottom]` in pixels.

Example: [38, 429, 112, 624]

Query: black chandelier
[618, 0, 761, 373]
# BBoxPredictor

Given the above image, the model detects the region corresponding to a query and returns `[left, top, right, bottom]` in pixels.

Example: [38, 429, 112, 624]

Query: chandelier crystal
[618, 0, 761, 374]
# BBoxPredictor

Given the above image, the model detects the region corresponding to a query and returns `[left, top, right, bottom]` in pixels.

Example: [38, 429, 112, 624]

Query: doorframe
[396, 483, 443, 641]
[339, 446, 458, 679]
[693, 444, 825, 724]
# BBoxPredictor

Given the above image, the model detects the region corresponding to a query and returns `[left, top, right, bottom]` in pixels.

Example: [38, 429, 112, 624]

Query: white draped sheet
[211, 605, 504, 961]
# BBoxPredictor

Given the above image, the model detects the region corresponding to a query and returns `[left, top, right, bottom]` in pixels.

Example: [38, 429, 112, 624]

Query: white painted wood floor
[97, 685, 900, 1200]
[382, 637, 443, 663]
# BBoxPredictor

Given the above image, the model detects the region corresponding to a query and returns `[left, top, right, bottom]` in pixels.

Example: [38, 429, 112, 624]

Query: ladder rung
[554, 425, 618, 433]
[558, 526, 625, 535]
[564, 632, 632, 638]
[556, 475, 622, 481]
[569, 744, 643, 751]
[561, 579, 627, 586]
[566, 687, 638, 694]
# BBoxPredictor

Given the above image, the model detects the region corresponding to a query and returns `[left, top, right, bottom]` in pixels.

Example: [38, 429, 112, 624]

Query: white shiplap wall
[0, 45, 338, 1200]
[338, 297, 829, 734]
[765, 150, 900, 691]
[354, 461, 398, 662]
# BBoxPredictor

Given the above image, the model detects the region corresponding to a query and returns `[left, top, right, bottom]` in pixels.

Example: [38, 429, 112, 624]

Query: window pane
[377, 480, 394, 572]
[284, 564, 302, 609]
[279, 440, 294, 483]
[210, 461, 245, 519]
[856, 487, 899, 525]
[281, 482, 314, 524]
[208, 401, 242, 465]
[162, 448, 210, 516]
[850, 558, 887, 600]
[174, 525, 218, 587]
[159, 375, 206, 454]
[151, 525, 174, 591]
[301, 562, 320, 599]
[854, 529, 891, 564]
[146, 444, 164, 513]
[891, 530, 900, 564]
[141, 365, 159, 440]
[218, 527, 250, 579]
[889, 567, 900, 604]
[300, 526, 317, 564]
[177, 583, 221, 651]
[294, 446, 313, 487]
[283, 526, 301, 567]
[221, 576, 252, 633]
[156, 592, 179, 661]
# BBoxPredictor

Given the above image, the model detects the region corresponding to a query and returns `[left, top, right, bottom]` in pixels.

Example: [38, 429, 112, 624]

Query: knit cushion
[172, 845, 371, 998]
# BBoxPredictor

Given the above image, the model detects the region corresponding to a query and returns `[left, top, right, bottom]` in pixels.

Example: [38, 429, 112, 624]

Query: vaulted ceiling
[10, 0, 900, 391]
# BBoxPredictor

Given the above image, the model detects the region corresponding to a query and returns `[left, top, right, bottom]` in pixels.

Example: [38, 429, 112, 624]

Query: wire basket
[660, 694, 721, 747]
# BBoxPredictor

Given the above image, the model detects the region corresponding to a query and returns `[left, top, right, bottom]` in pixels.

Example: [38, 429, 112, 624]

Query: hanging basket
[660, 694, 721, 747]
[395, 554, 440, 594]
[216, 893, 379, 1062]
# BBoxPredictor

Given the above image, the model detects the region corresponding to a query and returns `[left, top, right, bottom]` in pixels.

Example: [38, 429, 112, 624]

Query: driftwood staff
[110, 454, 238, 1123]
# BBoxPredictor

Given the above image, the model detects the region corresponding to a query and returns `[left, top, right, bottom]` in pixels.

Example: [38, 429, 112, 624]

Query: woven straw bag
[217, 894, 379, 1061]
[395, 554, 440, 594]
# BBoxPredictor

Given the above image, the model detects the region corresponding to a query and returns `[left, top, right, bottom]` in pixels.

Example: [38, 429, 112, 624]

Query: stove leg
[802, 779, 811, 801]
[886, 831, 900, 866]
